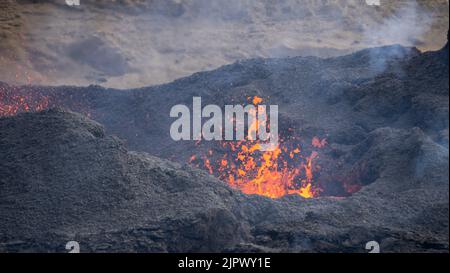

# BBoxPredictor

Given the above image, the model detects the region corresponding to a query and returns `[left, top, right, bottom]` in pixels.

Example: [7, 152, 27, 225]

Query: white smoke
[363, 1, 434, 48]
[363, 0, 435, 73]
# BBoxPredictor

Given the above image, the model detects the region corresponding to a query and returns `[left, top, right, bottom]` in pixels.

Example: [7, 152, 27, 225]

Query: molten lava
[190, 96, 327, 199]
[0, 86, 49, 117]
[1, 87, 335, 199]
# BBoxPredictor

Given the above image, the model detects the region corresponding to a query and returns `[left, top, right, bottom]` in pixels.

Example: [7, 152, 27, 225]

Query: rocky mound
[3, 38, 446, 197]
[0, 108, 253, 252]
[0, 30, 448, 253]
[0, 108, 448, 252]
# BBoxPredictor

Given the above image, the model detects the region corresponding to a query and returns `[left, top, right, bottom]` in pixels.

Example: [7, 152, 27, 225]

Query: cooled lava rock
[0, 108, 447, 252]
[0, 33, 448, 252]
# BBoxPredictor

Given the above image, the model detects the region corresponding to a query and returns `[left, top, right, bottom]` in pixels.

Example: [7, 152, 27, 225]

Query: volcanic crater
[0, 36, 448, 252]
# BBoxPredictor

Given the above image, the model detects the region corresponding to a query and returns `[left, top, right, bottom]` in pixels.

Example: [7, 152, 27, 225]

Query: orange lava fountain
[190, 96, 327, 199]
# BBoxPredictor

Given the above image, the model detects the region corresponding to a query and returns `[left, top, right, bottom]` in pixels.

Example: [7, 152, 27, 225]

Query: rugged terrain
[0, 108, 448, 252]
[0, 32, 448, 251]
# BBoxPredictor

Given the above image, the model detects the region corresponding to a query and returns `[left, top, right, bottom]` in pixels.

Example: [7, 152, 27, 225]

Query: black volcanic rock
[10, 43, 446, 162]
[0, 109, 256, 252]
[0, 108, 448, 252]
[0, 36, 448, 252]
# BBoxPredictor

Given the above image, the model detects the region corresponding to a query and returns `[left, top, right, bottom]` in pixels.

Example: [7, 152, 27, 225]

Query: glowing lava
[190, 96, 327, 199]
[0, 86, 49, 117]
